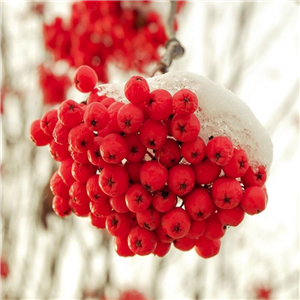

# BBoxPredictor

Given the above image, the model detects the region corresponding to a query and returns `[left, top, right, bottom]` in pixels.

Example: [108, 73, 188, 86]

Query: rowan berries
[74, 65, 98, 93]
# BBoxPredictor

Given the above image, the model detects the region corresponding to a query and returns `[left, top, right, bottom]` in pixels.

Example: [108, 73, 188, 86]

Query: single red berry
[163, 113, 174, 136]
[155, 225, 175, 243]
[49, 140, 70, 162]
[103, 101, 124, 134]
[152, 185, 177, 213]
[30, 119, 52, 146]
[171, 113, 200, 143]
[222, 148, 249, 178]
[241, 165, 267, 187]
[172, 89, 198, 115]
[74, 65, 98, 93]
[117, 103, 144, 134]
[186, 219, 207, 239]
[50, 171, 69, 198]
[140, 160, 168, 192]
[114, 236, 135, 257]
[52, 196, 72, 217]
[184, 188, 214, 221]
[84, 102, 109, 132]
[204, 213, 226, 240]
[181, 137, 206, 164]
[69, 147, 89, 164]
[155, 138, 181, 168]
[240, 186, 267, 215]
[124, 134, 146, 163]
[100, 133, 128, 164]
[68, 124, 95, 153]
[89, 213, 106, 229]
[153, 240, 171, 257]
[0, 257, 9, 278]
[109, 195, 129, 213]
[195, 236, 221, 258]
[173, 236, 196, 251]
[146, 89, 173, 121]
[40, 109, 58, 136]
[71, 161, 97, 183]
[100, 97, 116, 108]
[86, 175, 108, 202]
[206, 136, 234, 166]
[99, 164, 129, 197]
[106, 212, 132, 237]
[87, 136, 108, 168]
[90, 198, 112, 217]
[70, 200, 90, 217]
[193, 158, 221, 184]
[128, 226, 157, 256]
[58, 99, 83, 128]
[124, 161, 143, 183]
[217, 205, 245, 227]
[167, 164, 195, 196]
[136, 206, 161, 231]
[124, 75, 150, 106]
[139, 119, 167, 150]
[161, 207, 191, 239]
[52, 121, 70, 145]
[125, 183, 152, 213]
[69, 181, 90, 206]
[58, 158, 75, 186]
[211, 177, 243, 209]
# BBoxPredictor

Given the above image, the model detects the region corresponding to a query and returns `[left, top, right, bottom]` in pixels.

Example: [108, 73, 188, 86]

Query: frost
[96, 71, 273, 173]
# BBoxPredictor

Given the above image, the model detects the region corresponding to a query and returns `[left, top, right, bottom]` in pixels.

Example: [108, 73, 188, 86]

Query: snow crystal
[96, 71, 273, 172]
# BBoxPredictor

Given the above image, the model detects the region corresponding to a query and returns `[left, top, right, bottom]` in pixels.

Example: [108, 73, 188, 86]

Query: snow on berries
[29, 71, 273, 259]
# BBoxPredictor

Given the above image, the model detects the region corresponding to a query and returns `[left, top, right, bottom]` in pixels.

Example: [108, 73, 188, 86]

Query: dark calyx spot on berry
[223, 225, 228, 230]
[69, 104, 75, 111]
[209, 136, 214, 140]
[120, 132, 125, 137]
[136, 195, 143, 203]
[144, 183, 151, 191]
[180, 182, 187, 190]
[178, 124, 187, 133]
[143, 222, 151, 230]
[107, 177, 115, 187]
[109, 153, 116, 160]
[131, 146, 138, 154]
[125, 119, 131, 127]
[81, 140, 87, 147]
[168, 114, 174, 120]
[111, 217, 118, 227]
[91, 120, 97, 126]
[224, 195, 230, 203]
[197, 211, 203, 218]
[215, 152, 221, 161]
[63, 211, 69, 215]
[170, 158, 176, 164]
[191, 152, 198, 158]
[183, 97, 189, 103]
[94, 194, 99, 199]
[173, 223, 181, 233]
[161, 190, 169, 199]
[256, 173, 262, 180]
[148, 98, 154, 105]
[136, 77, 142, 81]
[135, 239, 142, 248]
[94, 150, 100, 157]
[149, 140, 156, 147]
[239, 160, 244, 168]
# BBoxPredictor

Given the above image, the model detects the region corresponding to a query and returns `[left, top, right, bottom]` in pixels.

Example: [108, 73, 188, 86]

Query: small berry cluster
[30, 66, 269, 259]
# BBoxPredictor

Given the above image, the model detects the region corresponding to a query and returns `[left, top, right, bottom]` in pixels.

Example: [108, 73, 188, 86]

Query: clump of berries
[30, 66, 269, 259]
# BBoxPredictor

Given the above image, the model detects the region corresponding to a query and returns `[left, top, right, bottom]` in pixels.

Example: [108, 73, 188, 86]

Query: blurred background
[0, 1, 299, 299]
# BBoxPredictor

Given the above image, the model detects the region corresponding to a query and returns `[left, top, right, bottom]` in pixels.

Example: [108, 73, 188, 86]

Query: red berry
[186, 219, 207, 239]
[58, 99, 83, 128]
[173, 236, 196, 251]
[161, 207, 191, 239]
[240, 186, 267, 215]
[114, 236, 135, 257]
[153, 240, 171, 257]
[124, 134, 146, 163]
[109, 195, 129, 213]
[155, 225, 175, 243]
[68, 124, 95, 153]
[241, 165, 267, 187]
[124, 161, 143, 183]
[136, 206, 161, 231]
[100, 133, 128, 164]
[206, 136, 234, 166]
[70, 200, 90, 217]
[71, 161, 97, 183]
[193, 158, 221, 184]
[117, 103, 144, 134]
[99, 164, 129, 197]
[217, 205, 245, 227]
[171, 113, 200, 143]
[152, 186, 177, 213]
[204, 213, 226, 240]
[172, 89, 198, 115]
[195, 236, 221, 258]
[58, 158, 75, 186]
[69, 181, 90, 206]
[49, 140, 70, 162]
[128, 226, 157, 256]
[139, 119, 167, 150]
[52, 196, 72, 217]
[106, 212, 132, 237]
[40, 109, 58, 136]
[69, 147, 89, 164]
[84, 102, 109, 132]
[52, 121, 70, 145]
[184, 188, 214, 221]
[167, 164, 195, 196]
[100, 97, 116, 108]
[181, 137, 206, 164]
[90, 199, 112, 217]
[125, 183, 152, 213]
[87, 88, 107, 104]
[155, 138, 181, 168]
[87, 136, 107, 168]
[50, 171, 69, 198]
[222, 148, 249, 178]
[212, 177, 243, 209]
[89, 213, 106, 229]
[74, 65, 98, 93]
[0, 257, 9, 278]
[124, 76, 150, 106]
[30, 119, 52, 146]
[86, 175, 108, 202]
[146, 89, 173, 121]
[140, 160, 168, 192]
[104, 101, 124, 134]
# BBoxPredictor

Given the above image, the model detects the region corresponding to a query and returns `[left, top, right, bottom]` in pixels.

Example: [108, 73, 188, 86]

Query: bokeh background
[1, 1, 299, 299]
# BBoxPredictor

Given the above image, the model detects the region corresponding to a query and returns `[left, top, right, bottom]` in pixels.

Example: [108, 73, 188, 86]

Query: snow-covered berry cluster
[30, 66, 269, 258]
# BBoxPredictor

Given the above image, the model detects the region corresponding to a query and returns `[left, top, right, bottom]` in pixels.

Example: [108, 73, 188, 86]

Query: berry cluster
[30, 66, 269, 259]
[43, 1, 176, 83]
